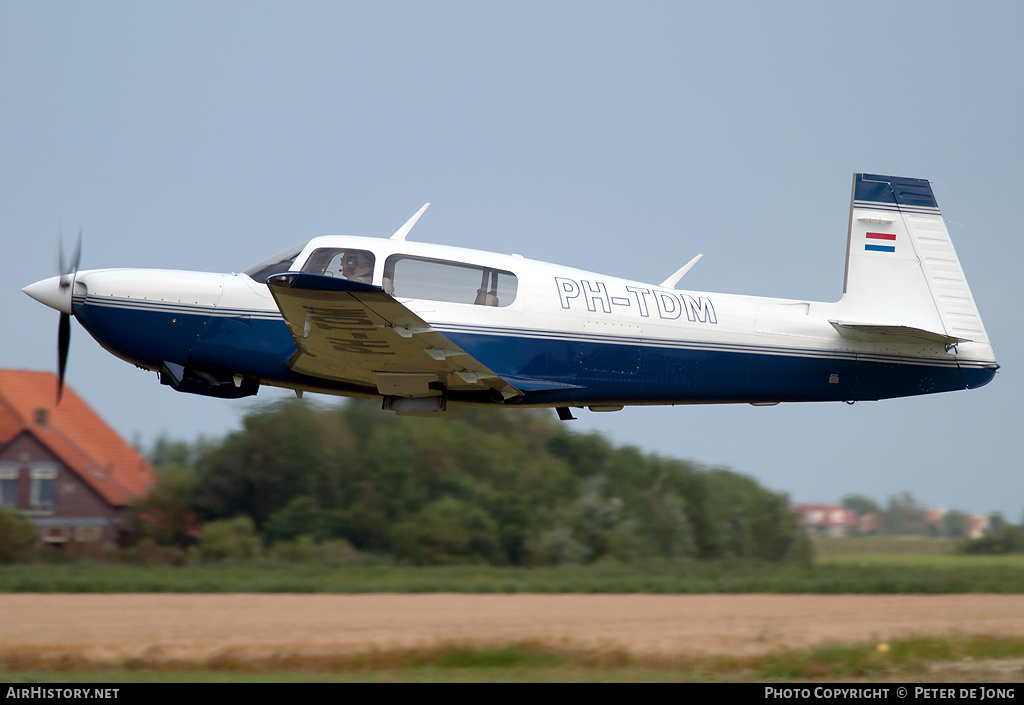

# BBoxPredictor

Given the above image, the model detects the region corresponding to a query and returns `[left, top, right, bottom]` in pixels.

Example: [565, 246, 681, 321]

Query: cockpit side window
[301, 248, 376, 284]
[383, 255, 518, 307]
[244, 243, 307, 283]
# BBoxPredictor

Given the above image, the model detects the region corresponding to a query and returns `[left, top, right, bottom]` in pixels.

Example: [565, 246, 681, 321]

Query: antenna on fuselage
[659, 253, 703, 289]
[390, 203, 430, 241]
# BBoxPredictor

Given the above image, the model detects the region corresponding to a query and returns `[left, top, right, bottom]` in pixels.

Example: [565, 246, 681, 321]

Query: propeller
[55, 228, 82, 404]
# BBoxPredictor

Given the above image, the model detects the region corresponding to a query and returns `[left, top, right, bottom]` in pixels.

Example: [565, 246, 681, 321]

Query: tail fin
[832, 173, 990, 346]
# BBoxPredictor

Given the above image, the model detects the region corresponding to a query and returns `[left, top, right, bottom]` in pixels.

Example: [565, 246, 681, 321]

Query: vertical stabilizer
[835, 173, 989, 345]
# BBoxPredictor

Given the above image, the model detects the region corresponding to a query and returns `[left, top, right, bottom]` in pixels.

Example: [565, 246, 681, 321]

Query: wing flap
[267, 273, 523, 399]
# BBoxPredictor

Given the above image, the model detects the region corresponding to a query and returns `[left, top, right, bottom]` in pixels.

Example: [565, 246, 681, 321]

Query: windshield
[244, 242, 307, 283]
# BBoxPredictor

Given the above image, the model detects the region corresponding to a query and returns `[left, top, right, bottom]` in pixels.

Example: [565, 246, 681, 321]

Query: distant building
[923, 506, 990, 539]
[857, 512, 881, 535]
[0, 370, 155, 545]
[793, 503, 856, 537]
[967, 513, 990, 540]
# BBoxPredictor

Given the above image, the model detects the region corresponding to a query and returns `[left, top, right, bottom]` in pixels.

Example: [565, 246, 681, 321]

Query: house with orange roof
[0, 370, 155, 545]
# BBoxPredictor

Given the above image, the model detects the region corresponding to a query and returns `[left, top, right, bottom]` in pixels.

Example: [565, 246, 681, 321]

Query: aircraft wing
[266, 272, 523, 400]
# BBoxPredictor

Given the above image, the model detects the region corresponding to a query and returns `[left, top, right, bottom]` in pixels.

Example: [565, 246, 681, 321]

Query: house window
[29, 465, 57, 510]
[0, 465, 18, 507]
[74, 525, 103, 543]
[42, 526, 68, 543]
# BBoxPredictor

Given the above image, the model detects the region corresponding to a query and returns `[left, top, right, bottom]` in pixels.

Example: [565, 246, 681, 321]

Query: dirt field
[2, 594, 1024, 668]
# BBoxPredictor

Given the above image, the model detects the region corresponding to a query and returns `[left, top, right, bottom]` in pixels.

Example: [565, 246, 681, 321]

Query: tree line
[1, 399, 1018, 563]
[127, 399, 811, 565]
[839, 492, 1024, 554]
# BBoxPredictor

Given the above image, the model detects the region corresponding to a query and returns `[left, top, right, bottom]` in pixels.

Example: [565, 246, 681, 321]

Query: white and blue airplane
[23, 173, 998, 418]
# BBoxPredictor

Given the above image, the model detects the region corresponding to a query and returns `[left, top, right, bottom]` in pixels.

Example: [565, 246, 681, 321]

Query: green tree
[842, 494, 881, 516]
[391, 495, 500, 565]
[126, 464, 198, 547]
[527, 526, 591, 566]
[642, 488, 694, 558]
[961, 523, 1024, 554]
[191, 399, 350, 525]
[148, 434, 216, 470]
[197, 516, 262, 561]
[0, 507, 34, 563]
[263, 495, 343, 545]
[166, 398, 815, 566]
[941, 510, 969, 539]
[883, 492, 927, 535]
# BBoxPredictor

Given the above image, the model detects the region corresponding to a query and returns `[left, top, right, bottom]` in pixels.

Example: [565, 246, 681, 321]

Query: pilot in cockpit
[341, 251, 374, 284]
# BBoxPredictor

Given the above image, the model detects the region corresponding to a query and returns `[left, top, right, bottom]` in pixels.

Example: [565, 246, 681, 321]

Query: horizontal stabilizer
[829, 320, 970, 346]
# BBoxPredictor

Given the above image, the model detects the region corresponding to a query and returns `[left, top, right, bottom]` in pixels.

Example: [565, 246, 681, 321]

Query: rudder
[835, 173, 990, 346]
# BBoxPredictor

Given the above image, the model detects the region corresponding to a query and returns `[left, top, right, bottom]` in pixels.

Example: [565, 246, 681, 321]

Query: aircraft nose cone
[23, 276, 73, 315]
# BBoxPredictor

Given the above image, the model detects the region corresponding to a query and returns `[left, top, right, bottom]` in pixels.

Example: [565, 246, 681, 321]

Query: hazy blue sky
[3, 1, 1021, 517]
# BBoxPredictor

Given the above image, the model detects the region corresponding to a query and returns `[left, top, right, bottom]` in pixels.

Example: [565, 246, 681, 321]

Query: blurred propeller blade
[59, 228, 82, 289]
[58, 227, 66, 283]
[69, 228, 82, 274]
[55, 227, 82, 405]
[57, 312, 70, 404]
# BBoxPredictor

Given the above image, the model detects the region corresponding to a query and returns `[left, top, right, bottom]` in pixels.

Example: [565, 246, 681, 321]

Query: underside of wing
[267, 272, 523, 402]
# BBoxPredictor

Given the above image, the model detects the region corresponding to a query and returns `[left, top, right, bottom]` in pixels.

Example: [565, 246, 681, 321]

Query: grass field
[811, 537, 960, 558]
[4, 548, 1024, 594]
[3, 636, 1023, 682]
[4, 539, 1024, 682]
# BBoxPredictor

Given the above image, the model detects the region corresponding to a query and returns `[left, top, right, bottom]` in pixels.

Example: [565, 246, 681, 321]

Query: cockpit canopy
[244, 243, 307, 283]
[301, 247, 375, 284]
[246, 241, 518, 307]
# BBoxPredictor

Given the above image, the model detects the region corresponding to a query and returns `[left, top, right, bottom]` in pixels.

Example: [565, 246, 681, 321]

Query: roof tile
[0, 370, 154, 506]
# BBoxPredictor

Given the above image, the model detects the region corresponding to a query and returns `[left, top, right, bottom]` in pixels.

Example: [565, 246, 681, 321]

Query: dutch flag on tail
[864, 232, 896, 253]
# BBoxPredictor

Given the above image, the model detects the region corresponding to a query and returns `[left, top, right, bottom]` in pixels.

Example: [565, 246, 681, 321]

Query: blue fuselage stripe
[72, 301, 995, 404]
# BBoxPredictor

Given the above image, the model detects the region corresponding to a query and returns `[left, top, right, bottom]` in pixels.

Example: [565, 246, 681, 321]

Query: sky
[3, 1, 1022, 518]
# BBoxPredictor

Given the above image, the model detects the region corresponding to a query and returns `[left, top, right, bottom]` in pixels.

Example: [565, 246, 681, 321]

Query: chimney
[35, 408, 49, 426]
